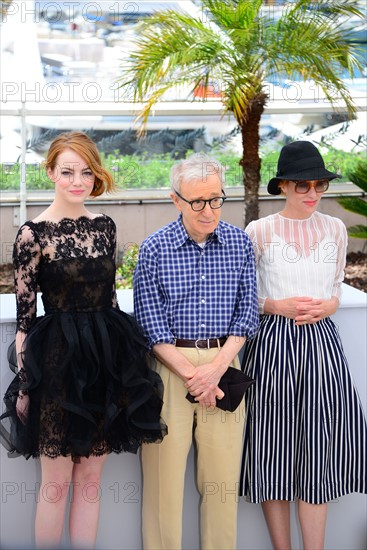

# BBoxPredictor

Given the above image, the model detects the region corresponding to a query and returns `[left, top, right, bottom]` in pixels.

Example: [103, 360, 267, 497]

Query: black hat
[267, 141, 341, 195]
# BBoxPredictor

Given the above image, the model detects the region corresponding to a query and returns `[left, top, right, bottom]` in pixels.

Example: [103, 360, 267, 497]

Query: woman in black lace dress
[3, 132, 167, 549]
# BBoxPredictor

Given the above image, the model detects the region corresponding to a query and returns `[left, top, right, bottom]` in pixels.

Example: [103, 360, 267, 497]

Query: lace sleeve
[13, 223, 41, 333]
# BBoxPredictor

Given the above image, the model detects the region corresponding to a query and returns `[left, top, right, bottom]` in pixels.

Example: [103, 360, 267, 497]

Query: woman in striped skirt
[239, 141, 367, 549]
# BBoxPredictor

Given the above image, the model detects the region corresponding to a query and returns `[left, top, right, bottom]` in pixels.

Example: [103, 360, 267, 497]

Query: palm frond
[96, 130, 139, 155]
[203, 0, 263, 30]
[348, 161, 367, 192]
[26, 129, 66, 153]
[347, 225, 367, 239]
[210, 126, 241, 149]
[337, 197, 367, 217]
[170, 128, 208, 157]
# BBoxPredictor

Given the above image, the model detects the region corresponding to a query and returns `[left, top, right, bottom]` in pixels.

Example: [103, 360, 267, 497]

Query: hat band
[277, 156, 325, 177]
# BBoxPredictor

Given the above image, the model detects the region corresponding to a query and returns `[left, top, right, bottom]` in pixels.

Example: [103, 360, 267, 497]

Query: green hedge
[1, 148, 364, 191]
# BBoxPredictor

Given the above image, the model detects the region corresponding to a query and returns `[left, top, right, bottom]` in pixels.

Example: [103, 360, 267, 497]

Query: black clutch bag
[185, 367, 254, 412]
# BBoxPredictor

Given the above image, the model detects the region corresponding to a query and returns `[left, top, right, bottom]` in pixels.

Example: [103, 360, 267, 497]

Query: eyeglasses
[291, 180, 330, 194]
[174, 189, 227, 211]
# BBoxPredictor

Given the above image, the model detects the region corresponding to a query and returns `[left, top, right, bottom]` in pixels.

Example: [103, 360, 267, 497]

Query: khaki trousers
[141, 347, 245, 550]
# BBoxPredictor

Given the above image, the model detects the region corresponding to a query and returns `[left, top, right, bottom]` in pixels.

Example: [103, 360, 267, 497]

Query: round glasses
[174, 189, 227, 211]
[292, 180, 330, 194]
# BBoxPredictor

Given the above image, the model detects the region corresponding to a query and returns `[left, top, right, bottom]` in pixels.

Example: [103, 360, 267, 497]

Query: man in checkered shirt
[134, 153, 259, 550]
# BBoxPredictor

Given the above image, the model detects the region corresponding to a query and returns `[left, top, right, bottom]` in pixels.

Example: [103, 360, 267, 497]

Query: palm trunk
[239, 93, 267, 227]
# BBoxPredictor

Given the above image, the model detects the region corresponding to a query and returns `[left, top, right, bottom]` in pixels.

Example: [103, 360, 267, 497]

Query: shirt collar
[172, 215, 226, 249]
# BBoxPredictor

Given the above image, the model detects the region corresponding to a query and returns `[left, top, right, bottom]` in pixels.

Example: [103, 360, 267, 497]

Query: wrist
[264, 298, 277, 315]
[210, 356, 230, 377]
[328, 296, 339, 315]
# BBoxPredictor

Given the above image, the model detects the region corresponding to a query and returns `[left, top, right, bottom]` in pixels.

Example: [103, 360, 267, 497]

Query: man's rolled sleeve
[133, 241, 175, 348]
[228, 238, 260, 340]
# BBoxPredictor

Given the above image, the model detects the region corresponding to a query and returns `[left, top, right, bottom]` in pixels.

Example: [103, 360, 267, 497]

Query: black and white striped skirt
[239, 315, 367, 504]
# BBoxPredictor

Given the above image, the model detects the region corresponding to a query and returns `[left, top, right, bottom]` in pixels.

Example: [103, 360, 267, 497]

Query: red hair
[45, 132, 115, 197]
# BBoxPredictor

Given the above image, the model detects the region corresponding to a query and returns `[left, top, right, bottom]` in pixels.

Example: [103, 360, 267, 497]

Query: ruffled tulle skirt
[2, 308, 167, 460]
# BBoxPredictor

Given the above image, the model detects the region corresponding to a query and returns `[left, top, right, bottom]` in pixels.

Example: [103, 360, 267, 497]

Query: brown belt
[175, 337, 227, 349]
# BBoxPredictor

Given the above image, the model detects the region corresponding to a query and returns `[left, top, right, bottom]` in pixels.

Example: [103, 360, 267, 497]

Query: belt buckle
[195, 338, 209, 349]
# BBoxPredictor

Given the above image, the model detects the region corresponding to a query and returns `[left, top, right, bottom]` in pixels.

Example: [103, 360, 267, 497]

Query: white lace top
[246, 212, 348, 314]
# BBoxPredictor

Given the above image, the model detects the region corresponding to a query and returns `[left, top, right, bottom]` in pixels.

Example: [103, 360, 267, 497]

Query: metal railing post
[19, 101, 27, 225]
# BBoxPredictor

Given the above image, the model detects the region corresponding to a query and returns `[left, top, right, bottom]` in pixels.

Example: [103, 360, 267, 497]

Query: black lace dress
[2, 215, 167, 460]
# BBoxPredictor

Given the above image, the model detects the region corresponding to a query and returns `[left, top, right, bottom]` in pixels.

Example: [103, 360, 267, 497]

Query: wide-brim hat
[267, 141, 341, 195]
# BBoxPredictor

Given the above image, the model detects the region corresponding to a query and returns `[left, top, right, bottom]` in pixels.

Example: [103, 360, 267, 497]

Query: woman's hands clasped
[264, 296, 339, 325]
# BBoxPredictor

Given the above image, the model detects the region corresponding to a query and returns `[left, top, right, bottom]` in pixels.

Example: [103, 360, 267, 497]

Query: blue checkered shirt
[134, 216, 259, 348]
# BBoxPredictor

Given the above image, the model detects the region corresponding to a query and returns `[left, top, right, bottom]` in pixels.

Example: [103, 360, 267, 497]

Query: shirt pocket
[216, 261, 243, 293]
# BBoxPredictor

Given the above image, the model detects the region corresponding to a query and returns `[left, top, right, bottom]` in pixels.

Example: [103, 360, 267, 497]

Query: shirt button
[201, 323, 205, 328]
[201, 275, 205, 280]
[201, 299, 205, 304]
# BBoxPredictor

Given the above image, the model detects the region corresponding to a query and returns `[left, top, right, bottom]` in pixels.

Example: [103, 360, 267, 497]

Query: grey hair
[170, 153, 225, 192]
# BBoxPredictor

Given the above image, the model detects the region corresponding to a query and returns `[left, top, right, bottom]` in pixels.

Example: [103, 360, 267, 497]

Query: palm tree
[117, 0, 364, 224]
